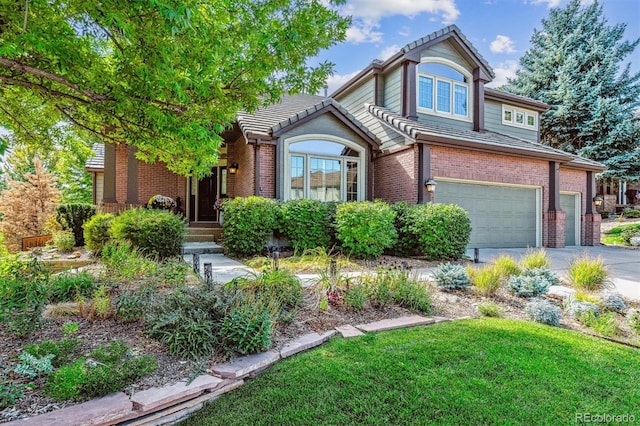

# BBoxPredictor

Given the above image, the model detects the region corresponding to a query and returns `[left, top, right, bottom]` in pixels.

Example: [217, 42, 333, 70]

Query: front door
[198, 174, 217, 221]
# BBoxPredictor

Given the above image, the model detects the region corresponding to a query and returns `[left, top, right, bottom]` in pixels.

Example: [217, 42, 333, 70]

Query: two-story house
[88, 25, 604, 248]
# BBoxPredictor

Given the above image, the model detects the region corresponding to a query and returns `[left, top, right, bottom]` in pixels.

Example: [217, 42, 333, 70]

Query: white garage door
[435, 180, 539, 248]
[560, 193, 580, 246]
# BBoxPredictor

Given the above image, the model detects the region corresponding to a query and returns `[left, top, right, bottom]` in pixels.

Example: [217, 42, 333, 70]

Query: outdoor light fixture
[425, 179, 437, 193]
[592, 195, 603, 207]
[228, 163, 239, 175]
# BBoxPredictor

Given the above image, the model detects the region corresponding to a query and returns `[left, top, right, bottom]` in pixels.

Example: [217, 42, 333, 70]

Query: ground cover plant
[183, 319, 640, 425]
[245, 247, 358, 273]
[602, 223, 640, 245]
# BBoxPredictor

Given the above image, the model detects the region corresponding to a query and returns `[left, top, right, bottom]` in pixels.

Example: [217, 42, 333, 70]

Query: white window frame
[502, 105, 538, 130]
[417, 58, 472, 122]
[283, 135, 365, 202]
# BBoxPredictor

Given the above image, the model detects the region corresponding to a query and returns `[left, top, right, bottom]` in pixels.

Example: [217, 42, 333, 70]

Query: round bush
[525, 298, 561, 326]
[223, 196, 279, 257]
[507, 274, 552, 298]
[391, 202, 419, 256]
[521, 267, 559, 286]
[409, 203, 471, 260]
[53, 231, 75, 252]
[111, 209, 184, 259]
[598, 291, 626, 313]
[278, 199, 332, 252]
[335, 201, 397, 259]
[566, 300, 600, 318]
[83, 213, 115, 254]
[432, 263, 471, 291]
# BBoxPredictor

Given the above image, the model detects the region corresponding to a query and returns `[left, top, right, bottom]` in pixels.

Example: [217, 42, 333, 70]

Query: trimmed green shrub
[525, 299, 561, 326]
[598, 291, 626, 313]
[111, 208, 184, 259]
[432, 263, 470, 291]
[409, 203, 471, 260]
[278, 199, 332, 252]
[391, 201, 419, 256]
[83, 213, 114, 254]
[53, 231, 75, 252]
[223, 196, 279, 257]
[335, 201, 397, 259]
[56, 203, 96, 247]
[567, 255, 609, 291]
[49, 271, 96, 303]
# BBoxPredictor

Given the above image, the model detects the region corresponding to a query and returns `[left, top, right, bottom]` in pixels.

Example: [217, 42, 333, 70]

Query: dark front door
[198, 174, 217, 221]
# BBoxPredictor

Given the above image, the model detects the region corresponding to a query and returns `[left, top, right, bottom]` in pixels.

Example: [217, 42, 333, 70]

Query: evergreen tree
[506, 0, 640, 180]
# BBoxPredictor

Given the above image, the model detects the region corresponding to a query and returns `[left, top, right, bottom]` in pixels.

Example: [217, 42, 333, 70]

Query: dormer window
[502, 105, 538, 130]
[417, 60, 471, 121]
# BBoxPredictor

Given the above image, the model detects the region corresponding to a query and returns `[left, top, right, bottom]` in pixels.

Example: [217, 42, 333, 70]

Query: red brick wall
[374, 146, 417, 203]
[234, 139, 256, 197]
[560, 167, 601, 245]
[226, 140, 236, 198]
[258, 144, 276, 198]
[115, 144, 128, 203]
[137, 162, 186, 206]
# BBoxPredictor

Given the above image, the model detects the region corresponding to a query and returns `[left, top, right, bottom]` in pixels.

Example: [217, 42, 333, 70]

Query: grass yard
[602, 222, 640, 245]
[185, 319, 640, 425]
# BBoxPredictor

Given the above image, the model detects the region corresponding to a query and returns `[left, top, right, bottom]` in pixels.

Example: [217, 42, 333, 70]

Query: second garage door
[435, 180, 539, 248]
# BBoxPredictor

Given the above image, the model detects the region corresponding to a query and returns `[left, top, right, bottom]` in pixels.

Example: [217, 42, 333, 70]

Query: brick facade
[258, 144, 276, 198]
[233, 138, 255, 198]
[374, 146, 417, 203]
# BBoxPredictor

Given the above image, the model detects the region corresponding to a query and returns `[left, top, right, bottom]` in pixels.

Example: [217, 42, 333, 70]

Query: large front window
[286, 139, 363, 202]
[418, 61, 470, 120]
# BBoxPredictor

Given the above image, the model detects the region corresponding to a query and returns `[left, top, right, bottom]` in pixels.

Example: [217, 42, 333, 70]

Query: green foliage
[335, 201, 397, 259]
[83, 213, 115, 254]
[111, 208, 185, 259]
[519, 248, 550, 269]
[409, 203, 471, 260]
[507, 274, 552, 298]
[521, 267, 559, 287]
[391, 201, 419, 256]
[627, 309, 640, 334]
[231, 269, 303, 312]
[116, 285, 159, 323]
[46, 341, 157, 401]
[478, 302, 504, 318]
[0, 378, 23, 410]
[24, 338, 80, 368]
[491, 255, 522, 279]
[620, 227, 640, 245]
[92, 285, 112, 319]
[598, 291, 626, 313]
[388, 271, 431, 314]
[432, 263, 471, 291]
[147, 195, 177, 211]
[621, 208, 640, 218]
[56, 204, 96, 247]
[567, 255, 609, 291]
[0, 1, 349, 178]
[576, 310, 620, 337]
[344, 284, 367, 310]
[246, 247, 357, 273]
[220, 293, 279, 355]
[467, 265, 502, 296]
[525, 299, 561, 326]
[49, 271, 96, 303]
[13, 353, 55, 379]
[278, 199, 332, 252]
[223, 197, 279, 257]
[101, 241, 156, 282]
[53, 231, 75, 252]
[566, 300, 600, 318]
[62, 321, 79, 336]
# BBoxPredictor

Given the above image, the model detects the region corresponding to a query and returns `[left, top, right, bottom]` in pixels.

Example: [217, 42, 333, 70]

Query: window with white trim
[417, 61, 470, 120]
[285, 138, 364, 202]
[502, 105, 538, 130]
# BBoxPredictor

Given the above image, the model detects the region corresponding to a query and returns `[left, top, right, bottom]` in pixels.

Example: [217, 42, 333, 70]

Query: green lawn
[185, 319, 640, 425]
[602, 223, 640, 245]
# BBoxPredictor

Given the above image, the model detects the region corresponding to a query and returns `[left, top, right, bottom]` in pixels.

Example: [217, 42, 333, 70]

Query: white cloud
[579, 0, 595, 6]
[530, 0, 562, 8]
[345, 19, 383, 44]
[379, 44, 401, 61]
[341, 0, 460, 44]
[398, 26, 410, 37]
[486, 60, 519, 88]
[490, 35, 516, 54]
[325, 70, 361, 95]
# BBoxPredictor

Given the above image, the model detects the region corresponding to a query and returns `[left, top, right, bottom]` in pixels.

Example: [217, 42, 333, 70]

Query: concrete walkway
[182, 253, 255, 283]
[464, 246, 640, 300]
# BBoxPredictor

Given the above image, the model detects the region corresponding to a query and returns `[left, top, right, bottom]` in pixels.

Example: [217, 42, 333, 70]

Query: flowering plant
[213, 197, 228, 211]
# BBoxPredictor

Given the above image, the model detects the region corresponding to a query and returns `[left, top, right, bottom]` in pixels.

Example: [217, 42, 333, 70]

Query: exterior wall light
[228, 163, 239, 175]
[592, 195, 603, 207]
[425, 179, 437, 193]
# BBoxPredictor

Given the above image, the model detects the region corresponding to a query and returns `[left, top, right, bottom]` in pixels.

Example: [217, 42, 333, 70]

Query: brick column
[583, 171, 601, 246]
[546, 210, 566, 248]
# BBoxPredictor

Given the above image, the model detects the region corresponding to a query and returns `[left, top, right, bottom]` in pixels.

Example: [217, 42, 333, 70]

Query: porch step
[182, 242, 224, 255]
[184, 227, 223, 243]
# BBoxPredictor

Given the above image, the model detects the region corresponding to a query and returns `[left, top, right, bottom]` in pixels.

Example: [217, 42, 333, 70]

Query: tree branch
[0, 105, 41, 143]
[0, 57, 113, 101]
[54, 104, 123, 144]
[0, 74, 90, 104]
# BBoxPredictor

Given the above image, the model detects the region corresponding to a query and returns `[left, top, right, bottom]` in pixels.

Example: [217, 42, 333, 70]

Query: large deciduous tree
[0, 0, 349, 177]
[505, 0, 640, 180]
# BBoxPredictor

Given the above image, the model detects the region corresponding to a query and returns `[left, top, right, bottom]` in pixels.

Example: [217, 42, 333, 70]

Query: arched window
[417, 60, 471, 120]
[285, 137, 364, 202]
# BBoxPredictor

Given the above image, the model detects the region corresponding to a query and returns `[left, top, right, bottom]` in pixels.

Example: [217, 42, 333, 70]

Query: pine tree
[0, 159, 61, 252]
[506, 0, 640, 180]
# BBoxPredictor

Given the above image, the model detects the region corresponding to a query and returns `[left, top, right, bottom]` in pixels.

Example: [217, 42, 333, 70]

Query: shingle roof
[237, 94, 380, 144]
[85, 142, 104, 170]
[366, 104, 605, 170]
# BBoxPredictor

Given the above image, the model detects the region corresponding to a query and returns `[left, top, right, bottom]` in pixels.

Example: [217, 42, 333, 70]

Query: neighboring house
[87, 25, 604, 248]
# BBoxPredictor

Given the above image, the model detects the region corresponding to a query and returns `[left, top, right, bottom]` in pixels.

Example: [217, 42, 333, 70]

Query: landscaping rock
[280, 331, 336, 358]
[335, 325, 365, 338]
[355, 315, 435, 333]
[9, 392, 133, 426]
[130, 375, 223, 413]
[546, 285, 577, 300]
[212, 351, 280, 379]
[67, 251, 82, 259]
[630, 236, 640, 247]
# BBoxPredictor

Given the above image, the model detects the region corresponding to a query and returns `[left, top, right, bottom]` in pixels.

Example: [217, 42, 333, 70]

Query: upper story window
[502, 105, 538, 130]
[285, 137, 364, 202]
[417, 61, 471, 121]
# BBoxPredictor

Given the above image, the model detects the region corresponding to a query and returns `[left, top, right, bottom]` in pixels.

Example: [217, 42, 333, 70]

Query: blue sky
[318, 0, 640, 93]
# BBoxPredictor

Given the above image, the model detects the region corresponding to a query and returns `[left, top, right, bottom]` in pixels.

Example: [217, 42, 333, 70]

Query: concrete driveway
[467, 246, 640, 300]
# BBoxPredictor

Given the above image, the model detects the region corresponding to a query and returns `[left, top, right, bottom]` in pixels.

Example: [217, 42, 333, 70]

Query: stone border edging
[7, 315, 456, 426]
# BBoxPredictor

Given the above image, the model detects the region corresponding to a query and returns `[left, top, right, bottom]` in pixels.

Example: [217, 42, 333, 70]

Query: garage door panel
[560, 194, 578, 246]
[436, 181, 538, 249]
